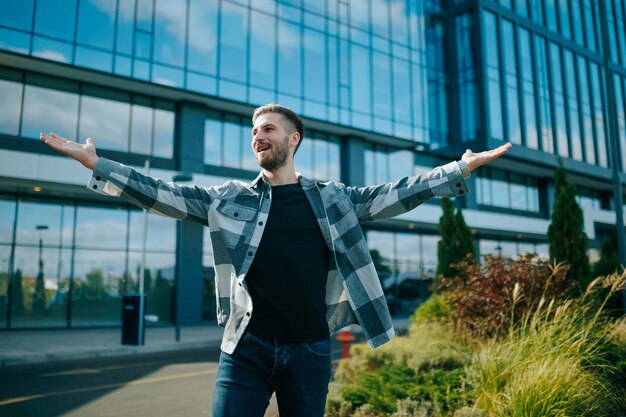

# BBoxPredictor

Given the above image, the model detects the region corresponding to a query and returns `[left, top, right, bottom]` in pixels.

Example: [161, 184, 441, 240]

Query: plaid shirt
[88, 158, 468, 354]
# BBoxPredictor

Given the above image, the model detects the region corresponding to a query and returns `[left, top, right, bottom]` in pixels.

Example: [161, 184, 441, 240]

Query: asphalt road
[0, 341, 351, 417]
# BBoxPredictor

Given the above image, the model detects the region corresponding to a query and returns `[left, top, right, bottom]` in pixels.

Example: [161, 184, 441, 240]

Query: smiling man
[41, 103, 511, 417]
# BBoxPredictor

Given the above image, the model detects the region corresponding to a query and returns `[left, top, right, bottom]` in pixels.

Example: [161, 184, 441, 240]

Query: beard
[257, 134, 290, 171]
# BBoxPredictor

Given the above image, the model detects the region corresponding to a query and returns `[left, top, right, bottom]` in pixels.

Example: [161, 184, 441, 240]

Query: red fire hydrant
[336, 329, 356, 358]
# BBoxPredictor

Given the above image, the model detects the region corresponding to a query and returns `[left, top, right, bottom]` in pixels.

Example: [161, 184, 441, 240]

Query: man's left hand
[462, 142, 512, 172]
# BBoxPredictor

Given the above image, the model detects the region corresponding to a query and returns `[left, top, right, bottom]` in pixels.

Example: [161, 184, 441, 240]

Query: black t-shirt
[245, 183, 331, 341]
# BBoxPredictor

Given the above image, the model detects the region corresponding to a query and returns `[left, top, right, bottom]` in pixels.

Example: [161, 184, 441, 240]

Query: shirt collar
[250, 171, 314, 188]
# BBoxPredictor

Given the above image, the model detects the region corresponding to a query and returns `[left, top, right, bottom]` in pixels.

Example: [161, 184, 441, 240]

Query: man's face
[251, 113, 296, 171]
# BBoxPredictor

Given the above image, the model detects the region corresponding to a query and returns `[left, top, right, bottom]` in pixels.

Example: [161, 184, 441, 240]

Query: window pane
[485, 12, 503, 141]
[577, 56, 595, 164]
[590, 62, 608, 167]
[393, 58, 411, 129]
[153, 0, 186, 67]
[0, 78, 22, 135]
[76, 0, 115, 50]
[278, 21, 302, 95]
[457, 14, 477, 142]
[34, 0, 77, 41]
[71, 249, 124, 326]
[564, 50, 582, 161]
[373, 51, 392, 121]
[223, 119, 242, 168]
[502, 19, 521, 144]
[550, 43, 568, 157]
[32, 36, 73, 64]
[78, 94, 131, 152]
[250, 11, 276, 88]
[220, 2, 248, 83]
[75, 206, 128, 250]
[153, 105, 175, 158]
[535, 36, 553, 153]
[0, 199, 16, 244]
[115, 0, 135, 55]
[0, 0, 35, 31]
[21, 85, 79, 140]
[204, 117, 223, 165]
[130, 101, 153, 155]
[304, 28, 326, 103]
[351, 44, 371, 116]
[187, 0, 219, 75]
[519, 28, 538, 149]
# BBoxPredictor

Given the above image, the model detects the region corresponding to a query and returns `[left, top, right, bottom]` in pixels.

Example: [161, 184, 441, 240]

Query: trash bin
[121, 293, 146, 345]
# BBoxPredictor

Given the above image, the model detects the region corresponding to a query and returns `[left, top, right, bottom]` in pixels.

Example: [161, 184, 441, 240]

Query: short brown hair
[252, 103, 304, 153]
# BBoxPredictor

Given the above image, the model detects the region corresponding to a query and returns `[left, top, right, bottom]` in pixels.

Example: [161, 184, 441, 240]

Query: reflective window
[485, 12, 503, 141]
[456, 14, 477, 142]
[393, 57, 412, 138]
[187, 0, 218, 76]
[31, 36, 73, 64]
[277, 20, 302, 96]
[21, 84, 79, 141]
[502, 19, 521, 145]
[373, 51, 393, 123]
[476, 168, 540, 212]
[153, 102, 175, 158]
[614, 1, 626, 66]
[153, 0, 186, 67]
[351, 44, 372, 121]
[0, 76, 23, 136]
[365, 145, 414, 184]
[34, 0, 77, 41]
[550, 43, 569, 158]
[204, 115, 223, 166]
[426, 18, 447, 147]
[130, 97, 154, 155]
[570, 0, 584, 47]
[578, 56, 596, 165]
[545, 0, 558, 33]
[220, 2, 248, 84]
[606, 0, 619, 64]
[304, 28, 326, 105]
[529, 0, 543, 24]
[78, 88, 131, 152]
[583, 1, 598, 52]
[0, 0, 35, 31]
[479, 239, 540, 259]
[223, 117, 243, 168]
[589, 62, 608, 167]
[558, 0, 571, 38]
[76, 0, 115, 51]
[615, 75, 626, 171]
[519, 28, 538, 149]
[0, 199, 16, 244]
[563, 50, 582, 161]
[250, 10, 276, 88]
[535, 35, 553, 154]
[514, 0, 528, 17]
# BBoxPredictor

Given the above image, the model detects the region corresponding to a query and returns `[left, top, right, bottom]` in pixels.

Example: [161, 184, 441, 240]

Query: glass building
[0, 0, 625, 329]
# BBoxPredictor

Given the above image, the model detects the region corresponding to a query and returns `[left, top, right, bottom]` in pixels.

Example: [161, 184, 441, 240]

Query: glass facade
[0, 0, 625, 325]
[0, 196, 176, 328]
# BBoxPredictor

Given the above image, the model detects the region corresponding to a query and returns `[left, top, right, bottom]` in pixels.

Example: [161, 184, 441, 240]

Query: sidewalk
[0, 318, 411, 367]
[0, 325, 224, 367]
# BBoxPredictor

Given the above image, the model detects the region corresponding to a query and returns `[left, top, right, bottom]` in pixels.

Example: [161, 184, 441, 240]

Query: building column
[174, 101, 206, 325]
[341, 136, 367, 186]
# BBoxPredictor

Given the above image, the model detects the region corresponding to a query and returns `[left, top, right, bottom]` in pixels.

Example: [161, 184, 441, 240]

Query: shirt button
[247, 251, 253, 256]
[234, 212, 239, 217]
[238, 282, 242, 287]
[92, 185, 98, 189]
[459, 190, 464, 195]
[258, 221, 263, 226]
[456, 182, 461, 187]
[246, 312, 251, 317]
[96, 176, 101, 181]
[266, 194, 270, 199]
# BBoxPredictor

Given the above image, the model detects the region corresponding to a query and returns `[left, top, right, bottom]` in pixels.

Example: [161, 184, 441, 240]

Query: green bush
[410, 294, 452, 325]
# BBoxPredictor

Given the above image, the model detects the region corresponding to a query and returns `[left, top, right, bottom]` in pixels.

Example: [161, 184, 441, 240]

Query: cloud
[32, 49, 70, 63]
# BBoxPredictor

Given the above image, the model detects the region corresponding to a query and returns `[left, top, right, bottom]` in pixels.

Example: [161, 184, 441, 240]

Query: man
[41, 103, 511, 417]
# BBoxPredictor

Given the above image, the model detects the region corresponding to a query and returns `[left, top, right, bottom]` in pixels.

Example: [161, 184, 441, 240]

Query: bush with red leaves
[439, 253, 577, 340]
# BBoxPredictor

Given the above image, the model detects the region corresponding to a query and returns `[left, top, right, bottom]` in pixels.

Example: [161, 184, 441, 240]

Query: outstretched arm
[347, 142, 513, 222]
[40, 133, 211, 226]
[40, 132, 100, 170]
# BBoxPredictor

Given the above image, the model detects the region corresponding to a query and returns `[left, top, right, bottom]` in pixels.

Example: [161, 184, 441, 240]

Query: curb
[0, 339, 223, 368]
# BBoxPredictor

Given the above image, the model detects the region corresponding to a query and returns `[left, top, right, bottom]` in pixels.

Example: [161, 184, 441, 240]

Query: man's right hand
[40, 133, 100, 170]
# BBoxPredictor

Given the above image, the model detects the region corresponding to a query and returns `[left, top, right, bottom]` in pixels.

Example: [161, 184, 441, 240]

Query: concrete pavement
[0, 318, 410, 367]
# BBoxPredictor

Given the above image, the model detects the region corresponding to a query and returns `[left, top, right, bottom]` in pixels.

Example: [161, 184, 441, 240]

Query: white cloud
[32, 49, 70, 63]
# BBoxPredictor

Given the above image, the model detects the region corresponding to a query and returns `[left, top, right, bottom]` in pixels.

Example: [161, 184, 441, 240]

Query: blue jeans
[212, 331, 332, 417]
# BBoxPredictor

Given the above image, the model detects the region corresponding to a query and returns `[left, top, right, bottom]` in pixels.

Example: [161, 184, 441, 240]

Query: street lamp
[34, 225, 49, 314]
